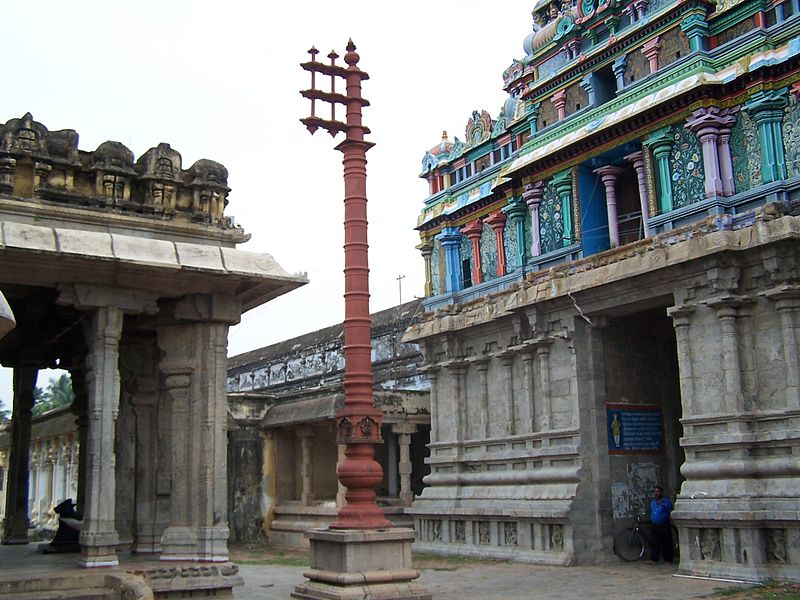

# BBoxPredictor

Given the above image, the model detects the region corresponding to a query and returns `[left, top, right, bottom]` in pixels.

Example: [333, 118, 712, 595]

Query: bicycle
[613, 514, 680, 562]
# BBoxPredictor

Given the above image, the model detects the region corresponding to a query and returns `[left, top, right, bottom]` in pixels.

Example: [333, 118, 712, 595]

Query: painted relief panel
[658, 27, 690, 69]
[537, 96, 559, 131]
[430, 238, 443, 296]
[503, 218, 520, 271]
[715, 17, 756, 46]
[480, 222, 498, 282]
[565, 82, 589, 114]
[731, 110, 762, 193]
[624, 46, 650, 86]
[539, 180, 568, 254]
[783, 92, 800, 179]
[537, 51, 569, 81]
[669, 126, 704, 209]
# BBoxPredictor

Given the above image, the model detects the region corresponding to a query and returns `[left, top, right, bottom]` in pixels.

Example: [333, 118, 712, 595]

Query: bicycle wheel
[614, 528, 647, 562]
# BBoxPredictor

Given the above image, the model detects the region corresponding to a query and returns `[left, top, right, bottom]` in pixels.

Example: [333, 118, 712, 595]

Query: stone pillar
[580, 74, 597, 108]
[461, 219, 483, 286]
[593, 165, 625, 247]
[439, 227, 463, 293]
[528, 103, 541, 135]
[667, 305, 696, 417]
[156, 293, 239, 563]
[551, 89, 568, 121]
[445, 362, 466, 444]
[115, 390, 136, 547]
[624, 150, 652, 237]
[485, 210, 508, 277]
[417, 241, 434, 297]
[422, 366, 440, 443]
[642, 36, 661, 73]
[536, 340, 553, 430]
[502, 196, 529, 269]
[553, 171, 574, 246]
[523, 181, 545, 257]
[646, 127, 674, 213]
[386, 429, 399, 498]
[297, 427, 314, 505]
[79, 305, 124, 567]
[471, 357, 490, 438]
[744, 90, 788, 183]
[705, 299, 745, 414]
[130, 383, 161, 554]
[763, 286, 800, 409]
[498, 352, 516, 435]
[2, 365, 37, 545]
[685, 108, 724, 198]
[521, 349, 536, 433]
[391, 424, 417, 507]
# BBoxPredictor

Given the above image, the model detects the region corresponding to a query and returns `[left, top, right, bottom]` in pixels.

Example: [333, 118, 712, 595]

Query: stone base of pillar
[196, 526, 230, 562]
[79, 530, 120, 568]
[291, 528, 431, 600]
[160, 525, 198, 561]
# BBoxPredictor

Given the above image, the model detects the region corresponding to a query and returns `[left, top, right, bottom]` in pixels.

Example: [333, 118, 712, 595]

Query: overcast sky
[0, 1, 534, 409]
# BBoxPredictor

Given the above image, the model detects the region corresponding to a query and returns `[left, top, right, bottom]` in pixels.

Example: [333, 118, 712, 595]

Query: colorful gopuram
[406, 0, 800, 582]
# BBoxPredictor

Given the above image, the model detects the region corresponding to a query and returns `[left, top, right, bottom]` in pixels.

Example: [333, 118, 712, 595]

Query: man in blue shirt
[648, 485, 674, 563]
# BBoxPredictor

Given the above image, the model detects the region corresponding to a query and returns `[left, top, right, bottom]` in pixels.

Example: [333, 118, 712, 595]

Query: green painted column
[744, 89, 788, 183]
[528, 102, 541, 136]
[552, 170, 574, 246]
[502, 195, 529, 268]
[645, 127, 674, 213]
[680, 14, 709, 52]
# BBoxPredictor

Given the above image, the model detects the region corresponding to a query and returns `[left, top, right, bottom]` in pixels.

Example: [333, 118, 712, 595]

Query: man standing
[648, 485, 674, 564]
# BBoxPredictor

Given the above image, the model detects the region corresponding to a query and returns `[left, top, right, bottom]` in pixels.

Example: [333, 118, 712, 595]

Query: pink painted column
[716, 109, 738, 196]
[551, 89, 568, 121]
[686, 107, 724, 198]
[642, 36, 661, 73]
[624, 150, 652, 237]
[461, 219, 484, 286]
[523, 181, 544, 257]
[485, 210, 508, 276]
[593, 165, 625, 247]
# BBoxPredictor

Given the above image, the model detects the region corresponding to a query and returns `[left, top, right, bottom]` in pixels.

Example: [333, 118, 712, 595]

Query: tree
[32, 374, 74, 416]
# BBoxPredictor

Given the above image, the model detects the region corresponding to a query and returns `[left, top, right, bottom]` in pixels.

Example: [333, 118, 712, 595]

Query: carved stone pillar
[297, 427, 314, 505]
[523, 181, 545, 258]
[667, 305, 696, 417]
[642, 36, 661, 73]
[624, 150, 652, 237]
[763, 286, 800, 409]
[130, 383, 161, 554]
[156, 294, 239, 562]
[593, 165, 625, 247]
[498, 352, 516, 435]
[536, 340, 553, 430]
[705, 298, 746, 414]
[80, 305, 124, 567]
[417, 241, 434, 297]
[2, 365, 37, 545]
[461, 219, 483, 286]
[551, 89, 568, 121]
[612, 56, 627, 92]
[421, 366, 440, 443]
[445, 362, 467, 443]
[485, 210, 508, 277]
[521, 349, 536, 434]
[469, 357, 490, 438]
[391, 423, 417, 507]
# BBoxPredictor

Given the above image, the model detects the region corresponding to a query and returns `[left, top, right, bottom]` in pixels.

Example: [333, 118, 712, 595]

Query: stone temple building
[405, 0, 800, 583]
[226, 300, 430, 549]
[0, 113, 305, 595]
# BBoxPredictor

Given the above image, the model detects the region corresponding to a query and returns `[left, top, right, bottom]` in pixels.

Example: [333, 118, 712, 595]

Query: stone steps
[0, 574, 117, 599]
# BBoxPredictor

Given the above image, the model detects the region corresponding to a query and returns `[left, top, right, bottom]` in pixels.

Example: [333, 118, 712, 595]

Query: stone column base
[292, 528, 431, 600]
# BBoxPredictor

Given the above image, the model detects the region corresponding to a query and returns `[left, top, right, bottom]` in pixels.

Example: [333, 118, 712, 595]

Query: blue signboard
[607, 405, 662, 453]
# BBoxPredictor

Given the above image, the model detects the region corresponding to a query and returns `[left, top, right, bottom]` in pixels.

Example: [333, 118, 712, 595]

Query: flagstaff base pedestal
[291, 527, 431, 600]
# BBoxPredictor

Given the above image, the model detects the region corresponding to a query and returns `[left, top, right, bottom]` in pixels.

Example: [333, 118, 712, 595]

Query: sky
[0, 0, 535, 409]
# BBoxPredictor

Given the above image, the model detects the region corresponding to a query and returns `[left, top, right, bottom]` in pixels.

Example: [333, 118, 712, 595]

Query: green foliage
[32, 374, 74, 416]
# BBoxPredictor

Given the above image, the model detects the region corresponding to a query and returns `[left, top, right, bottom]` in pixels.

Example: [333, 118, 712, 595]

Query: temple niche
[0, 113, 307, 597]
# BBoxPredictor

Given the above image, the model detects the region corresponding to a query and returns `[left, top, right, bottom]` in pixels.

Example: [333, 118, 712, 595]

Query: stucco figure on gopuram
[406, 0, 800, 583]
[0, 113, 306, 596]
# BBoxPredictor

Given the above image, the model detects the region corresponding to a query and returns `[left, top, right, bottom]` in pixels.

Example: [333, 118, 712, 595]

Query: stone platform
[0, 543, 242, 598]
